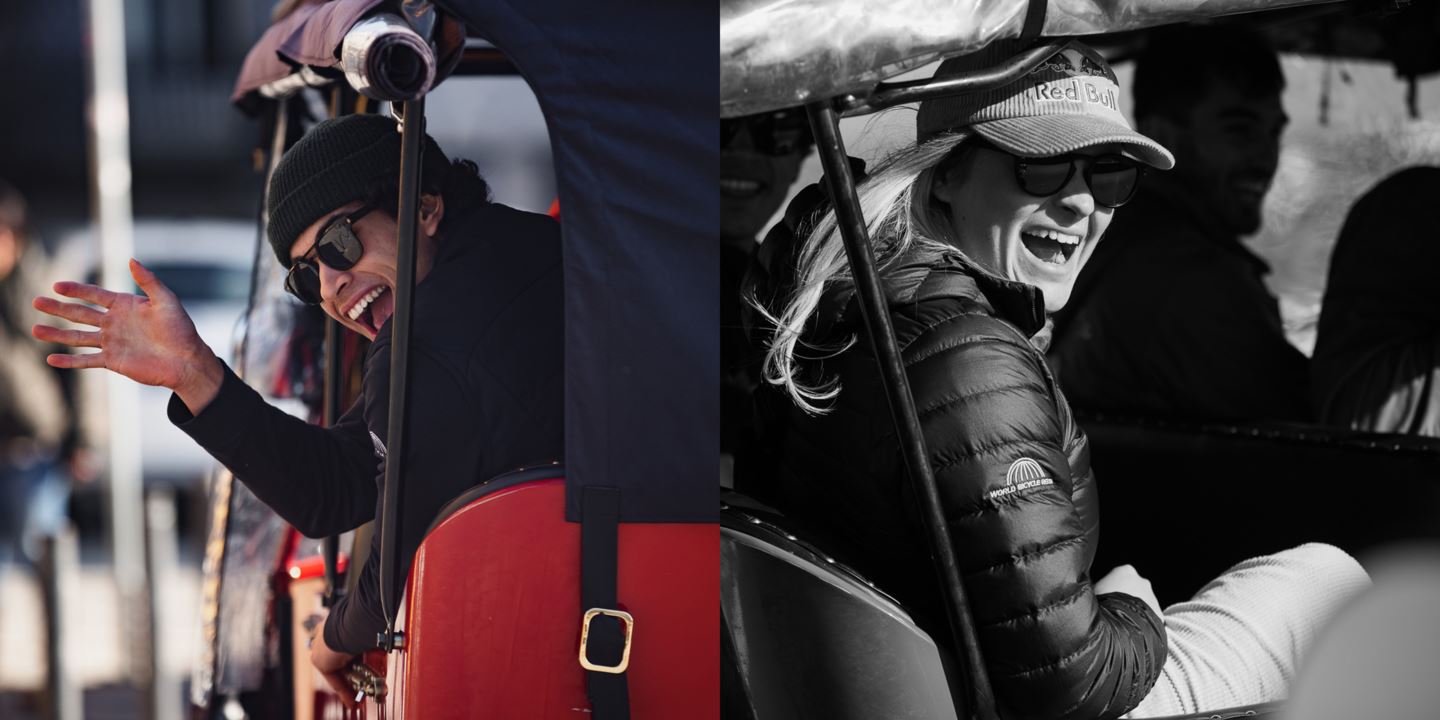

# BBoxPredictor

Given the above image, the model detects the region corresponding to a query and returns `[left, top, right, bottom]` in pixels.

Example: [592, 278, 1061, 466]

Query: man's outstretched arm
[34, 258, 377, 535]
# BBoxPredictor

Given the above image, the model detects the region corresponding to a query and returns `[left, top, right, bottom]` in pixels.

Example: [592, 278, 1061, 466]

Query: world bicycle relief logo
[985, 457, 1055, 502]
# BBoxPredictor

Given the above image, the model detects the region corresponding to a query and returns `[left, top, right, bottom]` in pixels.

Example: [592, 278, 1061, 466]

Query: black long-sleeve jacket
[171, 202, 564, 653]
[753, 248, 1165, 720]
[1049, 185, 1310, 423]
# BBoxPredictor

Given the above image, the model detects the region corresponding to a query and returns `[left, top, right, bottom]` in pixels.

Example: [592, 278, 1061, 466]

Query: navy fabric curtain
[439, 0, 718, 522]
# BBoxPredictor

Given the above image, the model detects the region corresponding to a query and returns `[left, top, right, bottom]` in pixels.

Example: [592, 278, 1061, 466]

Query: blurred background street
[0, 546, 199, 718]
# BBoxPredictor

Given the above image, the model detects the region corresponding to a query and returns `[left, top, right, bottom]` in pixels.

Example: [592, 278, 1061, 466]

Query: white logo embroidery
[1028, 78, 1120, 111]
[985, 457, 1055, 502]
[370, 431, 387, 460]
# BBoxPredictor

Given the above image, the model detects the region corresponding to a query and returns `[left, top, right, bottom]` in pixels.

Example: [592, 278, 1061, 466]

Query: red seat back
[387, 475, 717, 719]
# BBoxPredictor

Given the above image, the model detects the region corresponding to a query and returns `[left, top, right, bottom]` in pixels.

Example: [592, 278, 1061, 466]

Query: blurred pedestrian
[0, 180, 89, 568]
[1049, 24, 1310, 422]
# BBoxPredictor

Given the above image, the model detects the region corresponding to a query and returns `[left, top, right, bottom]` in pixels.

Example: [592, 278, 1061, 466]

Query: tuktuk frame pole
[804, 99, 999, 720]
[322, 90, 348, 609]
[377, 98, 426, 650]
[839, 40, 1065, 116]
[322, 317, 344, 606]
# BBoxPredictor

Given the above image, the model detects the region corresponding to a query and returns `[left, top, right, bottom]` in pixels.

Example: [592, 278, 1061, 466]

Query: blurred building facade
[0, 0, 273, 234]
[0, 1, 557, 242]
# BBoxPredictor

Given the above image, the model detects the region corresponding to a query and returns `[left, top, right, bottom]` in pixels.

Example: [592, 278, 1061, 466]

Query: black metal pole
[805, 99, 998, 720]
[321, 316, 344, 606]
[841, 41, 1064, 116]
[377, 98, 425, 650]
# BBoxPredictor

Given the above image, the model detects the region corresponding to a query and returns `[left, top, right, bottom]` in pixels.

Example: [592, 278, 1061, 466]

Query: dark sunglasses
[721, 109, 814, 156]
[970, 140, 1143, 209]
[283, 203, 375, 305]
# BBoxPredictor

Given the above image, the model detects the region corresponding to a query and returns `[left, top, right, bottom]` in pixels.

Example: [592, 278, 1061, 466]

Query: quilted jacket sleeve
[903, 307, 1166, 720]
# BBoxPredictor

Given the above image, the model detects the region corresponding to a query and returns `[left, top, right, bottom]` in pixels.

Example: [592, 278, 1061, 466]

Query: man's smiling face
[1164, 82, 1287, 236]
[287, 196, 443, 340]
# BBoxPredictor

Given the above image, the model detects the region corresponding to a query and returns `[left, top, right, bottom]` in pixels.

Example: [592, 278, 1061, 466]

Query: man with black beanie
[32, 114, 564, 703]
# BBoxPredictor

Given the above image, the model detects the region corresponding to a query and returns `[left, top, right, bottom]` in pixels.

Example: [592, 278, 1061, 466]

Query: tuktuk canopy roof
[719, 0, 1428, 117]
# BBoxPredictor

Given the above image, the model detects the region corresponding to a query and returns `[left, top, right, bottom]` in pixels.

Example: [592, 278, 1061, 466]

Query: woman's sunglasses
[283, 203, 375, 305]
[972, 141, 1144, 209]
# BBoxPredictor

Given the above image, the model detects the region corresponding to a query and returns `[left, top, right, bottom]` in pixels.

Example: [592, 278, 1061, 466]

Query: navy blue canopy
[436, 0, 717, 522]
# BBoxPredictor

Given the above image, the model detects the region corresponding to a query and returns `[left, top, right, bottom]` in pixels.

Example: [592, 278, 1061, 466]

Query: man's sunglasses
[283, 204, 375, 305]
[721, 109, 814, 156]
[972, 141, 1144, 209]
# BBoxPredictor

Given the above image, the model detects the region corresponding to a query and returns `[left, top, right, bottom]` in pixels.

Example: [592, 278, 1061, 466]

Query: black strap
[1020, 0, 1047, 41]
[581, 486, 630, 719]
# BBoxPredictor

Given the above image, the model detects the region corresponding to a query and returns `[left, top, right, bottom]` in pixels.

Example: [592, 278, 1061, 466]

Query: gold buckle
[578, 608, 634, 674]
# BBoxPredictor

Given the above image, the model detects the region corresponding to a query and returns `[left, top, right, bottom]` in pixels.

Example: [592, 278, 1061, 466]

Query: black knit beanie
[266, 114, 449, 266]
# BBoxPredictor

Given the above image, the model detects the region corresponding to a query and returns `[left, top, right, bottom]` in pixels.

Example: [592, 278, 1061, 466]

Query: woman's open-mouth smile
[1020, 228, 1082, 266]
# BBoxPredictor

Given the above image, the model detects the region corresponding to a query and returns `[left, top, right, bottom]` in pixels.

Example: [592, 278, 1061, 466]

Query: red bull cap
[917, 40, 1174, 170]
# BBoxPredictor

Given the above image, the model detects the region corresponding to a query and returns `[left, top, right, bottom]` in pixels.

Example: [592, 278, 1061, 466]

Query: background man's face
[720, 112, 811, 243]
[1165, 81, 1287, 236]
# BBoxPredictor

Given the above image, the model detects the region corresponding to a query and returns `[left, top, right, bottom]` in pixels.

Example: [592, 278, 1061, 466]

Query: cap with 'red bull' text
[917, 40, 1174, 170]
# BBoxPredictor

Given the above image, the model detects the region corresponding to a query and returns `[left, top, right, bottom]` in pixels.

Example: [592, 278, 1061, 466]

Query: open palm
[32, 259, 219, 393]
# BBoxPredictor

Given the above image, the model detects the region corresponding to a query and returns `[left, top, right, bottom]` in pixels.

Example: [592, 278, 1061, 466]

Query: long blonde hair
[753, 131, 974, 415]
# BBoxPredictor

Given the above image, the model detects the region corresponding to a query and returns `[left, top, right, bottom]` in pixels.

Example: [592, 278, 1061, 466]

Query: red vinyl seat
[385, 467, 718, 719]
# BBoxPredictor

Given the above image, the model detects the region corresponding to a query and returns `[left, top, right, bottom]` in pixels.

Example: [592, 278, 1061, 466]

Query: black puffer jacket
[753, 247, 1165, 720]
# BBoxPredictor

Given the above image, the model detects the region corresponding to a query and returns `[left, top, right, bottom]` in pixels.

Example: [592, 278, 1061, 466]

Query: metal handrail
[805, 99, 998, 720]
[839, 40, 1065, 116]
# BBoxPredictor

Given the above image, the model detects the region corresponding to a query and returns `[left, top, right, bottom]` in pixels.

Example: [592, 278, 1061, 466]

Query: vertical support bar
[377, 98, 426, 649]
[322, 317, 344, 606]
[83, 0, 149, 692]
[804, 100, 998, 720]
[39, 528, 82, 720]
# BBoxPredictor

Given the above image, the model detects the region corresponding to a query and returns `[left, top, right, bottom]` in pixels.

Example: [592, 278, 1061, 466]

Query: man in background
[721, 109, 813, 485]
[1049, 24, 1310, 422]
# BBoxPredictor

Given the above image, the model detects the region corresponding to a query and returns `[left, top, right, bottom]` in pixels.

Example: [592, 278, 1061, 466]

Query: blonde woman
[749, 40, 1369, 719]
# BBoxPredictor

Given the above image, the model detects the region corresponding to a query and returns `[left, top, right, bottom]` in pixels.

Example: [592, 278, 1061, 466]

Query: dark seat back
[1084, 415, 1440, 601]
[721, 494, 959, 720]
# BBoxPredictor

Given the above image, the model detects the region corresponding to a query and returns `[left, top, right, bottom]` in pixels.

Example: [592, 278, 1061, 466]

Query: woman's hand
[1095, 564, 1163, 620]
[32, 259, 224, 414]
